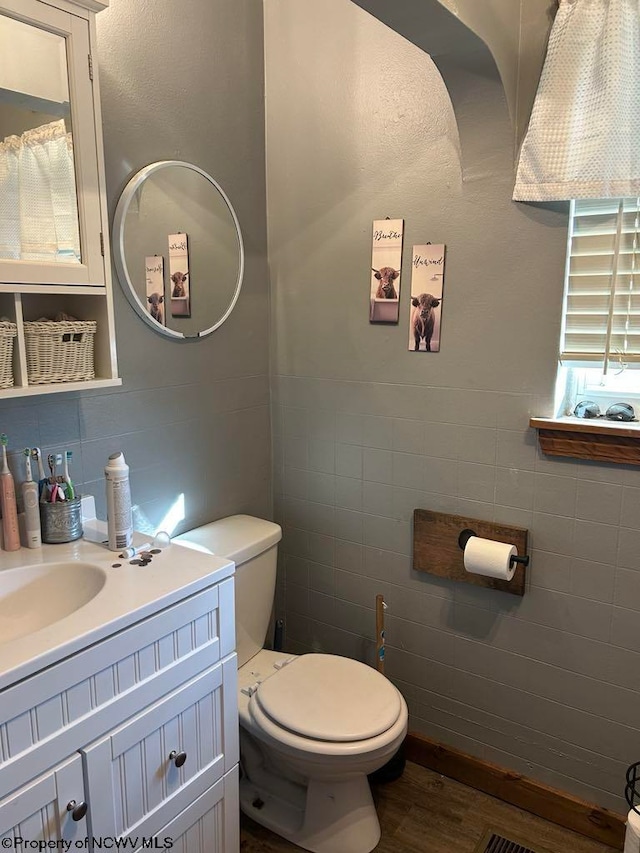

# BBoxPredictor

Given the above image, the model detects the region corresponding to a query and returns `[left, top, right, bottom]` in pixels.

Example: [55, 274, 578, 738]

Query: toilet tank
[174, 515, 282, 667]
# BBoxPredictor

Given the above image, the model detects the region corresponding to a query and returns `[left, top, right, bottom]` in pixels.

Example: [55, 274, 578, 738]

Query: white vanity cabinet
[0, 0, 120, 396]
[0, 577, 239, 853]
[0, 755, 88, 847]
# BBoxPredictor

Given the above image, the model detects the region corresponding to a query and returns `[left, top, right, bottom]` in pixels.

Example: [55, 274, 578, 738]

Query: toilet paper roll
[463, 536, 517, 581]
[624, 809, 640, 853]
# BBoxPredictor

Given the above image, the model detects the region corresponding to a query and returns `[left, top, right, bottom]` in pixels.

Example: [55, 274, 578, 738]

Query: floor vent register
[476, 830, 547, 853]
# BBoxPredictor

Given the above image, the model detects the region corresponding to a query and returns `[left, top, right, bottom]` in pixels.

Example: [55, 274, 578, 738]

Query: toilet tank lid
[174, 515, 282, 565]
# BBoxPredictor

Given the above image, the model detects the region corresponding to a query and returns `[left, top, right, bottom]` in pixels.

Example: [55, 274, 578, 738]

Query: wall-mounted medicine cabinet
[0, 0, 120, 397]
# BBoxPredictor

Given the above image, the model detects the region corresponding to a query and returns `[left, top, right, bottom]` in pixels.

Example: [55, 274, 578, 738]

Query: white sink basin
[0, 562, 107, 644]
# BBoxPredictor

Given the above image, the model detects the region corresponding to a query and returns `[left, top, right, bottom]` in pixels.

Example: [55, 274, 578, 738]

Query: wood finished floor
[239, 762, 620, 853]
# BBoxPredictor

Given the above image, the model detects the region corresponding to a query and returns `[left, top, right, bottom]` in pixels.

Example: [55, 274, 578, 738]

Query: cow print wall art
[409, 244, 445, 352]
[369, 218, 404, 324]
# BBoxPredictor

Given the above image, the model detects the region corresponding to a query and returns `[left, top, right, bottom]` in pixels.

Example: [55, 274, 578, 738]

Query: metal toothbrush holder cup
[40, 496, 83, 543]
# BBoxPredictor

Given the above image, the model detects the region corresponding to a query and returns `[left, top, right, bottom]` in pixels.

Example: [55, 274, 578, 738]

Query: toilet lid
[254, 654, 402, 742]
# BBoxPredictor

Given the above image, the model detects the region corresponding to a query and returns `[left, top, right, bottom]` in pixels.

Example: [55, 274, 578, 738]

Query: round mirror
[113, 161, 244, 339]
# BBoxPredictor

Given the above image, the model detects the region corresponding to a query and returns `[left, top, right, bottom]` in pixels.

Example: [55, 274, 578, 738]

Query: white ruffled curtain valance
[514, 0, 640, 201]
[0, 119, 80, 262]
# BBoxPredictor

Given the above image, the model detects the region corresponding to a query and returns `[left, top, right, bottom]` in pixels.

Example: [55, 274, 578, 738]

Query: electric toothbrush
[31, 447, 47, 500]
[0, 434, 20, 551]
[22, 448, 41, 548]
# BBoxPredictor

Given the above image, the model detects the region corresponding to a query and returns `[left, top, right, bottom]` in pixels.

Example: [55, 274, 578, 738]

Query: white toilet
[175, 514, 408, 853]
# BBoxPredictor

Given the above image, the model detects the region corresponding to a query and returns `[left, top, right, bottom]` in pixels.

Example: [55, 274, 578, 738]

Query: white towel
[625, 809, 640, 853]
[514, 0, 640, 201]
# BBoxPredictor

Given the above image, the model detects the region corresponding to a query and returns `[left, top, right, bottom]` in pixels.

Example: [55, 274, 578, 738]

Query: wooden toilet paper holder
[413, 509, 529, 596]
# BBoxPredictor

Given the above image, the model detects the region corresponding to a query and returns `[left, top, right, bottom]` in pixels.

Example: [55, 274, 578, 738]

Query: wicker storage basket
[24, 320, 97, 384]
[0, 321, 17, 389]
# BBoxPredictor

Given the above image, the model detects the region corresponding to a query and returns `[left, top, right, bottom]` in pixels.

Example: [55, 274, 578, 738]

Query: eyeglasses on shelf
[573, 400, 637, 422]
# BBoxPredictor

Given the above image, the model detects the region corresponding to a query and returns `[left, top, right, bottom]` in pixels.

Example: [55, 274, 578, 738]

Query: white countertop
[0, 521, 234, 692]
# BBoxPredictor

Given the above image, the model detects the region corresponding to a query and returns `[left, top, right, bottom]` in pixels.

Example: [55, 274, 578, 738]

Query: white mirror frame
[113, 160, 245, 339]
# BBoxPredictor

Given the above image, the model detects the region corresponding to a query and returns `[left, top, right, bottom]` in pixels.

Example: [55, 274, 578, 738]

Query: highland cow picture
[408, 244, 445, 352]
[369, 218, 404, 324]
[168, 232, 191, 317]
[145, 255, 165, 326]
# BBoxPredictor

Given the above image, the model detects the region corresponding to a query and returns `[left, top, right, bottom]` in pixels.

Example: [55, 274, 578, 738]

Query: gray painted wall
[351, 0, 555, 152]
[266, 0, 639, 812]
[0, 0, 270, 535]
[1, 0, 636, 819]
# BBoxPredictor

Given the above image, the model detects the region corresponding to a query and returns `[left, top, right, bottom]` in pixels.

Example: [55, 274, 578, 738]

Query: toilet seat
[254, 653, 402, 742]
[247, 689, 408, 760]
[239, 651, 407, 759]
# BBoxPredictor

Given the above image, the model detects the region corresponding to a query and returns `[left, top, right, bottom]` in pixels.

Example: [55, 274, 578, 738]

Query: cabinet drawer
[84, 657, 238, 841]
[0, 578, 235, 798]
[0, 754, 87, 841]
[136, 766, 239, 853]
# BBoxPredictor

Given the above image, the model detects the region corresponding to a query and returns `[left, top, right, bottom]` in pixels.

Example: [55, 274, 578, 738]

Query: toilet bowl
[238, 649, 408, 853]
[175, 515, 408, 853]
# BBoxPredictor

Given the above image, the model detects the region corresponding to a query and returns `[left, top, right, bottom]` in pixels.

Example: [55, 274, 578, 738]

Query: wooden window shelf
[530, 417, 640, 465]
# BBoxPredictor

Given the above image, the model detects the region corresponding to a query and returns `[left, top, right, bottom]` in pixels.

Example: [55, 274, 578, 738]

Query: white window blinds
[561, 198, 640, 370]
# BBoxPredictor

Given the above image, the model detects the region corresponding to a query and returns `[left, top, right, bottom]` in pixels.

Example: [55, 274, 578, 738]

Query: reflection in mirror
[0, 14, 80, 263]
[114, 162, 244, 339]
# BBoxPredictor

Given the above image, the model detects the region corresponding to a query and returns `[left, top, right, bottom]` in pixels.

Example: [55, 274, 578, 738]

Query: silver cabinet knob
[169, 749, 187, 768]
[66, 800, 88, 821]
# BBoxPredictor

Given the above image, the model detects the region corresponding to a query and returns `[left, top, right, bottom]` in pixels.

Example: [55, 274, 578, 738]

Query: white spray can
[105, 451, 133, 551]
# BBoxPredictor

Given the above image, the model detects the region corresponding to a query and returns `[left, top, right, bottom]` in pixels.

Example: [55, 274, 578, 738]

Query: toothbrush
[0, 434, 20, 550]
[31, 448, 47, 499]
[22, 448, 41, 548]
[45, 453, 62, 502]
[63, 450, 75, 499]
[55, 454, 66, 501]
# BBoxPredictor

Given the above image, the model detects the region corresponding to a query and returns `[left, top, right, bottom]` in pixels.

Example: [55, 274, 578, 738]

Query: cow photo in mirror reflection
[169, 233, 191, 317]
[145, 256, 165, 325]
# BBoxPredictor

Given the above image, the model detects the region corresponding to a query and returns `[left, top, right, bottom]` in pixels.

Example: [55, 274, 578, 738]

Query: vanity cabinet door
[0, 0, 106, 286]
[83, 657, 238, 842]
[134, 767, 239, 853]
[0, 754, 87, 842]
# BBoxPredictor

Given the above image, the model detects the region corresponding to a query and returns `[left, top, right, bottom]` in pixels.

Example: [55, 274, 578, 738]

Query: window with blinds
[561, 198, 640, 370]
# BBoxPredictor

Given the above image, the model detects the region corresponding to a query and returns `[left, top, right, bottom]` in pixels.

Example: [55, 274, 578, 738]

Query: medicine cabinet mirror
[113, 161, 244, 340]
[0, 0, 120, 400]
[0, 0, 106, 286]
